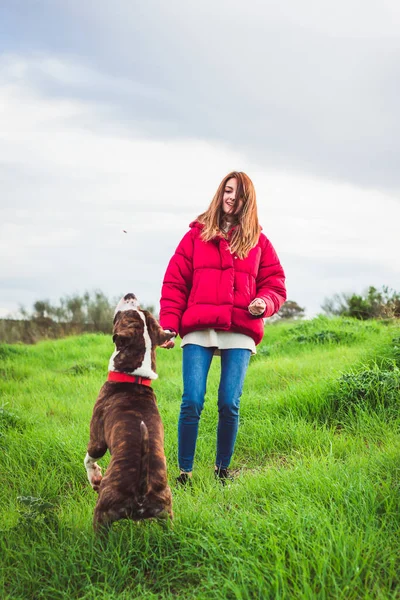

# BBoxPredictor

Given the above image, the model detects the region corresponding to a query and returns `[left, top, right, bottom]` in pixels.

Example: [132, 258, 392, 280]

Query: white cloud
[0, 54, 399, 319]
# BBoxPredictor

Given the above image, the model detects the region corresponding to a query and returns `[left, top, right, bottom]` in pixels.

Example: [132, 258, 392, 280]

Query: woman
[159, 171, 286, 484]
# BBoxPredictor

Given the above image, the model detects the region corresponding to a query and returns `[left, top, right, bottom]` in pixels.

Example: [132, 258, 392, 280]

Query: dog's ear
[113, 312, 123, 328]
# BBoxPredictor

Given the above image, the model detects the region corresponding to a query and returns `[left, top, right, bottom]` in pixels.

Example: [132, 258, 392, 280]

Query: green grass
[0, 317, 399, 599]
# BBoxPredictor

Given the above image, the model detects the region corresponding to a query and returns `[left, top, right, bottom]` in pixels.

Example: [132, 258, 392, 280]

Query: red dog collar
[107, 371, 152, 386]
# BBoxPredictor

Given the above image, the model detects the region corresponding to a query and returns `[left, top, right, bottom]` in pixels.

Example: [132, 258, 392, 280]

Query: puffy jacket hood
[189, 220, 203, 229]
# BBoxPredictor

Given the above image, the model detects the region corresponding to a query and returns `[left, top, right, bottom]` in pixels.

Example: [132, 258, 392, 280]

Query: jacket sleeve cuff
[164, 329, 177, 337]
[160, 318, 179, 335]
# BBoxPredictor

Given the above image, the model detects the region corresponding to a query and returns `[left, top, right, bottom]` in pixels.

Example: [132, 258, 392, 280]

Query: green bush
[326, 362, 400, 423]
[294, 330, 356, 345]
[0, 406, 25, 432]
[322, 285, 400, 320]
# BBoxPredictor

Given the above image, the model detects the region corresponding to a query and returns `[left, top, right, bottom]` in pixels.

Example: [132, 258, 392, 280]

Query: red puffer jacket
[160, 221, 286, 345]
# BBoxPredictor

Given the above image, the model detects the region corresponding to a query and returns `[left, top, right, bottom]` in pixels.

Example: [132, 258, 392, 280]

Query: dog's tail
[138, 421, 149, 502]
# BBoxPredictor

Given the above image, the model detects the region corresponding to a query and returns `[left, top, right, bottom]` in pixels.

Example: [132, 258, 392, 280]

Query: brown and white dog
[84, 293, 175, 531]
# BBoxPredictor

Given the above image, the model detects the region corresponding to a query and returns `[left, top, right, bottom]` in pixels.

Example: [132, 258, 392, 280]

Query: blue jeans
[178, 344, 251, 472]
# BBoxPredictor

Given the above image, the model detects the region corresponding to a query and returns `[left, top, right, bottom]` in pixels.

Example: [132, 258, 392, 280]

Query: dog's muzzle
[115, 293, 140, 315]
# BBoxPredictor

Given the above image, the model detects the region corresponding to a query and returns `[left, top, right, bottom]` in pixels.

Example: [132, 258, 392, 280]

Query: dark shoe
[214, 467, 234, 485]
[176, 473, 192, 487]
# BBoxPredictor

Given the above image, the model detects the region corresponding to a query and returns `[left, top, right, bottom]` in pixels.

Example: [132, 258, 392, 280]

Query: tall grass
[1, 317, 399, 599]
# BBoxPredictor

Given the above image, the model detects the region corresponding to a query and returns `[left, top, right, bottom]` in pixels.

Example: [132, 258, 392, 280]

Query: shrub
[294, 330, 356, 345]
[326, 362, 400, 423]
[322, 286, 400, 320]
[0, 406, 25, 432]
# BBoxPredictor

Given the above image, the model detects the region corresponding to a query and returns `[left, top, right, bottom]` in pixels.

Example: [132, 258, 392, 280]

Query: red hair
[197, 171, 261, 258]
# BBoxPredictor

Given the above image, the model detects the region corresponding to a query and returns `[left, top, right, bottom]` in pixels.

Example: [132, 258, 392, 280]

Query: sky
[1, 0, 399, 319]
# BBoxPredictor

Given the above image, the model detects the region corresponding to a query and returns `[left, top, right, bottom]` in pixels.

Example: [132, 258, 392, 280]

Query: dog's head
[109, 293, 174, 379]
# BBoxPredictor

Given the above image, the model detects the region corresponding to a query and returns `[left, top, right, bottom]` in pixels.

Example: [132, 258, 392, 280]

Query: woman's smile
[222, 177, 243, 215]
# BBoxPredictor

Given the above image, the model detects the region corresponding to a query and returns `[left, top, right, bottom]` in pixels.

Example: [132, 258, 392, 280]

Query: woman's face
[222, 177, 243, 215]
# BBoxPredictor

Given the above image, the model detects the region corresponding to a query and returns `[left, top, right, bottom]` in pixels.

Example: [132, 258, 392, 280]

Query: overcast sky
[1, 0, 399, 319]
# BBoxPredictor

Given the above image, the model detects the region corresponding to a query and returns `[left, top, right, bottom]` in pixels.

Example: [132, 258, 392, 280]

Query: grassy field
[0, 316, 399, 599]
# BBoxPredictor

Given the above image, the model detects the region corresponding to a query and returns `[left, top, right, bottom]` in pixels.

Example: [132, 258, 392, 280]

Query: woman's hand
[160, 330, 176, 349]
[248, 298, 266, 316]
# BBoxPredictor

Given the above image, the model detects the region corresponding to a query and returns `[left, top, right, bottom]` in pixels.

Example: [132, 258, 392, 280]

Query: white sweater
[181, 329, 256, 355]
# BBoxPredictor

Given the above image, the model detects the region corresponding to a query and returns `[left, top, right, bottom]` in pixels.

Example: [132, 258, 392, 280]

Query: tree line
[277, 286, 399, 321]
[0, 291, 155, 344]
[0, 286, 398, 344]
